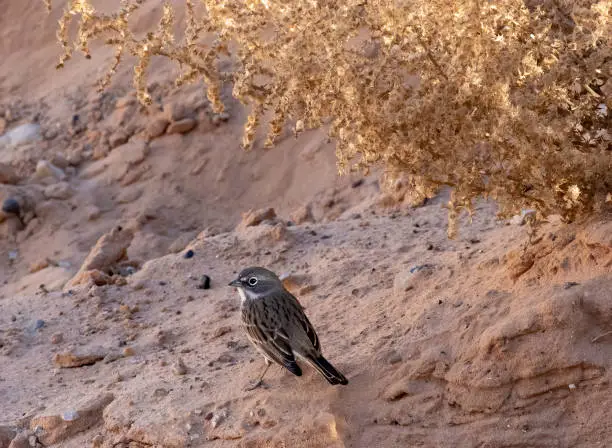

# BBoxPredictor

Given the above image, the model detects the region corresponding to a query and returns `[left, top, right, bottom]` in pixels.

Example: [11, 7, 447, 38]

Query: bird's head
[228, 266, 282, 300]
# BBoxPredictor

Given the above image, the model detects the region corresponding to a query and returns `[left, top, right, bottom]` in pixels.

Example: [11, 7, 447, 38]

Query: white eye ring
[248, 277, 258, 286]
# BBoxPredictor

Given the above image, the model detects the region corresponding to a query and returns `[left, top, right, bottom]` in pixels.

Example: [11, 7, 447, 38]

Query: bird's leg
[245, 358, 271, 391]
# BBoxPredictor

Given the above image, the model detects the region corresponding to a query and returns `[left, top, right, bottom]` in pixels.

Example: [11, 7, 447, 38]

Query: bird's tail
[307, 355, 349, 385]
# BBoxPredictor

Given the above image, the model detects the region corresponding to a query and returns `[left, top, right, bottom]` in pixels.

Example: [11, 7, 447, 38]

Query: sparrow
[228, 266, 348, 390]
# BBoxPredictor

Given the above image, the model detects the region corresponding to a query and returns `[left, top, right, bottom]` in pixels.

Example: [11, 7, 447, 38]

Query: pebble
[53, 351, 105, 368]
[51, 333, 64, 344]
[2, 198, 21, 216]
[33, 319, 45, 330]
[197, 275, 211, 290]
[108, 130, 129, 148]
[183, 249, 195, 259]
[122, 347, 135, 357]
[563, 281, 579, 289]
[167, 118, 197, 134]
[147, 117, 170, 138]
[34, 160, 66, 181]
[173, 357, 188, 375]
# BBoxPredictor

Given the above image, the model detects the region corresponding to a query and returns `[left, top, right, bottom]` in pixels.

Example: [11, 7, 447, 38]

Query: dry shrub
[47, 0, 611, 235]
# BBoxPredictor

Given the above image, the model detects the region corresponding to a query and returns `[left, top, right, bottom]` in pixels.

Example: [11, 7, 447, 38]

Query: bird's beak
[228, 279, 241, 287]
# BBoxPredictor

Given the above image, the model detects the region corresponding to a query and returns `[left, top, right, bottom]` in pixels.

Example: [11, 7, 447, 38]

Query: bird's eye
[248, 277, 258, 286]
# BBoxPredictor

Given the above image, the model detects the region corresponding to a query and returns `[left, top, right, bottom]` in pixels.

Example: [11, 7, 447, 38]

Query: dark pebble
[34, 319, 45, 330]
[2, 198, 21, 216]
[351, 179, 364, 188]
[563, 281, 579, 289]
[183, 249, 195, 259]
[197, 275, 211, 290]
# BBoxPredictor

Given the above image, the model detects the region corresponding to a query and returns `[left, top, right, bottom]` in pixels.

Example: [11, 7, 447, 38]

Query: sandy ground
[0, 2, 611, 447]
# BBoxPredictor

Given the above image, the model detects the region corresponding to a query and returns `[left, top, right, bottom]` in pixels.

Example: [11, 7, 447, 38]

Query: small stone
[239, 207, 276, 228]
[33, 319, 45, 330]
[109, 130, 129, 148]
[122, 347, 135, 357]
[290, 204, 314, 225]
[44, 182, 73, 200]
[351, 178, 364, 188]
[563, 281, 579, 289]
[212, 326, 231, 338]
[2, 198, 21, 216]
[217, 353, 234, 363]
[28, 435, 37, 447]
[386, 350, 402, 365]
[34, 160, 66, 181]
[146, 117, 169, 138]
[568, 383, 577, 390]
[183, 249, 195, 259]
[197, 275, 211, 290]
[163, 102, 188, 122]
[167, 118, 197, 134]
[86, 206, 101, 221]
[173, 357, 188, 375]
[53, 351, 105, 368]
[51, 333, 64, 344]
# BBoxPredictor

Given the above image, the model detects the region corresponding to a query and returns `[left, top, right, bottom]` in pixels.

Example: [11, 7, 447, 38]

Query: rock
[122, 347, 135, 357]
[0, 117, 6, 134]
[281, 274, 313, 296]
[173, 357, 188, 375]
[146, 116, 169, 138]
[167, 118, 197, 134]
[114, 140, 148, 165]
[0, 123, 42, 148]
[239, 208, 276, 228]
[0, 426, 16, 448]
[65, 226, 134, 289]
[2, 198, 21, 217]
[108, 130, 129, 148]
[92, 144, 110, 160]
[43, 182, 73, 200]
[34, 160, 66, 181]
[212, 326, 231, 338]
[86, 206, 101, 221]
[29, 259, 49, 273]
[163, 102, 189, 122]
[29, 393, 114, 446]
[117, 188, 142, 204]
[50, 153, 70, 169]
[183, 249, 195, 259]
[197, 275, 211, 290]
[290, 204, 314, 224]
[51, 333, 63, 344]
[0, 163, 19, 184]
[510, 209, 537, 226]
[506, 250, 536, 280]
[53, 351, 105, 368]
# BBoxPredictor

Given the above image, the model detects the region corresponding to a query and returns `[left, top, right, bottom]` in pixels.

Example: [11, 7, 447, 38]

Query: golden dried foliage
[47, 0, 611, 232]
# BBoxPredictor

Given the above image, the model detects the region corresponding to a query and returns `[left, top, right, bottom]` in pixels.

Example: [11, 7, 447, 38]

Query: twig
[591, 330, 612, 343]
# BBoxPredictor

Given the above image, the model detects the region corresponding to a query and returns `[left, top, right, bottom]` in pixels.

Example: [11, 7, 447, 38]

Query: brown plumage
[229, 267, 348, 388]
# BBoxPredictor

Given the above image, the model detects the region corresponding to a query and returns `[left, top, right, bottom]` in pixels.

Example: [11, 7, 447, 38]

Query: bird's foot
[244, 379, 266, 391]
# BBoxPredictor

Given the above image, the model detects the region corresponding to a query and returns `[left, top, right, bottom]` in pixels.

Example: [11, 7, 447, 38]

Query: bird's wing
[278, 290, 321, 354]
[243, 319, 301, 375]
